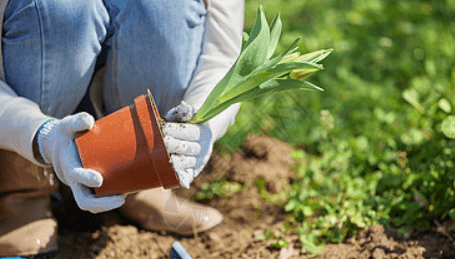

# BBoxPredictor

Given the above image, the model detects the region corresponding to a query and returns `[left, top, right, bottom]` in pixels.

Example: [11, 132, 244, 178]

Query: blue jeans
[2, 0, 206, 118]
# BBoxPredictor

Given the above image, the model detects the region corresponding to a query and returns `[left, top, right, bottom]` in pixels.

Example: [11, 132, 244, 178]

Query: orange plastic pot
[75, 90, 179, 197]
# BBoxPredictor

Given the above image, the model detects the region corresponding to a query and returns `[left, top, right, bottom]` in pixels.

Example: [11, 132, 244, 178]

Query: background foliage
[212, 0, 455, 254]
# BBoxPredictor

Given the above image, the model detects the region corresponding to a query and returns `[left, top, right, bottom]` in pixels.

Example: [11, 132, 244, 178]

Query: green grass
[211, 0, 455, 254]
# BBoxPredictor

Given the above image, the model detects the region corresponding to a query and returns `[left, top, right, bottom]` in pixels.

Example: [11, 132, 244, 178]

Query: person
[0, 0, 244, 257]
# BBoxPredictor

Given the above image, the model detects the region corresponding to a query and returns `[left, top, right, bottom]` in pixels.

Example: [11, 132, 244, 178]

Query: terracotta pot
[75, 90, 179, 197]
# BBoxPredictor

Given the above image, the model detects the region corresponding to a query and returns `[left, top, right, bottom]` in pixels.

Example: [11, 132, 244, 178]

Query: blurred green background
[211, 0, 455, 253]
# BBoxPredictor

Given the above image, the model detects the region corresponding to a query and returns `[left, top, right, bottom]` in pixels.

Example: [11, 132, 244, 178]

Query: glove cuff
[37, 119, 57, 164]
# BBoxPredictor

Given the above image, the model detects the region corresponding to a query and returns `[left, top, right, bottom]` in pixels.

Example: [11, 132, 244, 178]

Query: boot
[0, 149, 58, 257]
[120, 188, 223, 236]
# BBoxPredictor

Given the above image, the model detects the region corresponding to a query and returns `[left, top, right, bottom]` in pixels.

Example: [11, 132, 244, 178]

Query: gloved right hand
[36, 112, 125, 213]
[162, 101, 214, 189]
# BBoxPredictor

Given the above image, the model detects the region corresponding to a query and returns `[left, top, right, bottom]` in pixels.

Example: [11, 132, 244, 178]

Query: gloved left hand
[162, 101, 214, 188]
[37, 112, 125, 213]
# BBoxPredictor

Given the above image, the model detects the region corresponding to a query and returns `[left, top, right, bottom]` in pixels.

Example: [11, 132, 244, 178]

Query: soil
[52, 135, 455, 259]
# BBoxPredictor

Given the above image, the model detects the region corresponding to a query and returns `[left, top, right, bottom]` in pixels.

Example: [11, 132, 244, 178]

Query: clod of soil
[53, 135, 455, 259]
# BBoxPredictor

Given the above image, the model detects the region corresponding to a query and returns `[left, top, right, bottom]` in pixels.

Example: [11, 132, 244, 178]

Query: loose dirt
[53, 135, 455, 259]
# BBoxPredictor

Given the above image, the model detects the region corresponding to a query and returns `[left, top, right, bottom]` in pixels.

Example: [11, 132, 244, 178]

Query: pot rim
[137, 90, 179, 189]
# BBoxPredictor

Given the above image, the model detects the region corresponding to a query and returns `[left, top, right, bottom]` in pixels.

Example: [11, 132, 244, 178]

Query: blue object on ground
[1, 250, 56, 259]
[170, 241, 193, 259]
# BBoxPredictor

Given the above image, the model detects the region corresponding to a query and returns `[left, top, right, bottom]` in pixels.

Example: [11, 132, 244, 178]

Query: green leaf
[441, 116, 455, 139]
[267, 13, 282, 59]
[245, 7, 266, 46]
[234, 78, 322, 105]
[278, 52, 301, 64]
[350, 213, 366, 228]
[236, 7, 270, 76]
[241, 32, 250, 52]
[285, 199, 297, 212]
[260, 78, 323, 91]
[290, 67, 320, 80]
[439, 98, 452, 113]
[296, 49, 334, 63]
[272, 239, 288, 249]
[403, 89, 424, 113]
[449, 207, 455, 219]
[302, 205, 314, 216]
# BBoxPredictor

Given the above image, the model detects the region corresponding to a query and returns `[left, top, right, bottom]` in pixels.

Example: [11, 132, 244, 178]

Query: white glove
[37, 112, 125, 213]
[162, 101, 214, 188]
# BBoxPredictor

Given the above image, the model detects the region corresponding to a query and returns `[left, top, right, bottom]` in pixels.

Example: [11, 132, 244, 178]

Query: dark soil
[53, 135, 455, 259]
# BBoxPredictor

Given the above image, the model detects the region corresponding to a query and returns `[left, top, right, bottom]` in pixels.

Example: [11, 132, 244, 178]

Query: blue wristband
[36, 119, 55, 163]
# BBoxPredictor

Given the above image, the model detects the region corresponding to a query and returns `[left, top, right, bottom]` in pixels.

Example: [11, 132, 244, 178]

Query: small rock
[372, 248, 386, 259]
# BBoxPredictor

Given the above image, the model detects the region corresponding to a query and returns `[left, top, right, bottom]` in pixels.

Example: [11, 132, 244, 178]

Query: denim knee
[103, 0, 207, 115]
[3, 0, 110, 118]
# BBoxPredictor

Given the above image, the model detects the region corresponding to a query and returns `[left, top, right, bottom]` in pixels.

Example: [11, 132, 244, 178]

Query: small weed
[193, 179, 242, 200]
[256, 230, 289, 249]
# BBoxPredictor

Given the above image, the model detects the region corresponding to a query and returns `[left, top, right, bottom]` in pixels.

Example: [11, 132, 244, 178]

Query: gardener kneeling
[0, 0, 243, 257]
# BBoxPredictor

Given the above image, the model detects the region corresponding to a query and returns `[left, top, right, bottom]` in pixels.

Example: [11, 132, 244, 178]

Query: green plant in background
[285, 149, 389, 254]
[208, 0, 455, 255]
[189, 7, 331, 124]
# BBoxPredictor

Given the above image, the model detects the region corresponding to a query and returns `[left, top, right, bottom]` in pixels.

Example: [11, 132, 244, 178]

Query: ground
[52, 135, 455, 259]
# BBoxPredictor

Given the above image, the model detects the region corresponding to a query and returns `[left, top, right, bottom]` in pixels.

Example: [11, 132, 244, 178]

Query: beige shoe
[0, 150, 58, 257]
[120, 188, 223, 236]
[0, 192, 58, 257]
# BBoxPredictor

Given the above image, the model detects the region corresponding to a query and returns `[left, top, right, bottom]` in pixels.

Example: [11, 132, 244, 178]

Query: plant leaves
[193, 61, 322, 123]
[234, 78, 323, 104]
[218, 61, 323, 104]
[253, 38, 301, 76]
[190, 7, 331, 124]
[195, 38, 304, 122]
[192, 79, 322, 124]
[193, 65, 239, 121]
